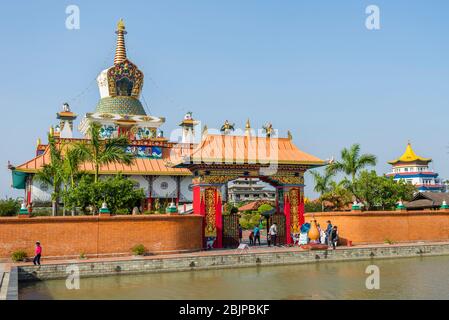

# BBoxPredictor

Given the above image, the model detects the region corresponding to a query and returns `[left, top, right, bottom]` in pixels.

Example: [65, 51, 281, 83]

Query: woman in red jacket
[33, 241, 42, 266]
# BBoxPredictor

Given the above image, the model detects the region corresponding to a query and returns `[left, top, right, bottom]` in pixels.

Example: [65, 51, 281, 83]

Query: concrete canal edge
[14, 242, 449, 282]
[0, 265, 18, 300]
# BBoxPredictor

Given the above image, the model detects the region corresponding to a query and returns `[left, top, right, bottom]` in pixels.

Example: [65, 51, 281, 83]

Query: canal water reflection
[19, 255, 449, 300]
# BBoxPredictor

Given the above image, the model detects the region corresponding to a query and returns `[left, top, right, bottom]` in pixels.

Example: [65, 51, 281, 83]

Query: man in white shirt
[269, 223, 278, 246]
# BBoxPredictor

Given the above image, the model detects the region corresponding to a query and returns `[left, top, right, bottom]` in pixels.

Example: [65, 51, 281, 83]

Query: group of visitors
[319, 220, 339, 250]
[238, 222, 280, 247]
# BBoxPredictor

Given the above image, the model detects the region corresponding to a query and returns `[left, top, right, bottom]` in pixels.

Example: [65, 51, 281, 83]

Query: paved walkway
[10, 240, 449, 267]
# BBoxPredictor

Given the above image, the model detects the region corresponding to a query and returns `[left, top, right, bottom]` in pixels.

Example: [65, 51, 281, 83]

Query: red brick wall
[304, 210, 449, 244]
[0, 215, 203, 259]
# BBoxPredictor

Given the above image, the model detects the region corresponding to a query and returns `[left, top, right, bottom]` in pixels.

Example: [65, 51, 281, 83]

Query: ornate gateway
[268, 214, 286, 245]
[222, 213, 240, 248]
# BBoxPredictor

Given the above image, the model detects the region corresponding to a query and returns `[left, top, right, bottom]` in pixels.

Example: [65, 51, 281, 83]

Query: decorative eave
[11, 139, 192, 176]
[171, 134, 326, 169]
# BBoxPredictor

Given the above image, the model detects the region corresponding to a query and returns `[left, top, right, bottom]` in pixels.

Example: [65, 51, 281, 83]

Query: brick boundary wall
[304, 210, 449, 244]
[0, 215, 203, 259]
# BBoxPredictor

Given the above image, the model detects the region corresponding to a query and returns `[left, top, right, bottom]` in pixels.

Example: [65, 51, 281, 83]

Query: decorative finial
[287, 130, 293, 140]
[220, 120, 235, 135]
[37, 138, 41, 146]
[202, 125, 208, 136]
[184, 111, 193, 121]
[117, 19, 126, 32]
[49, 126, 54, 136]
[114, 19, 127, 65]
[245, 119, 251, 137]
[262, 122, 273, 138]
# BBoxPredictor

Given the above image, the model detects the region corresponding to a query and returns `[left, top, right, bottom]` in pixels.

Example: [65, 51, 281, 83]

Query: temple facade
[386, 143, 445, 192]
[9, 19, 325, 237]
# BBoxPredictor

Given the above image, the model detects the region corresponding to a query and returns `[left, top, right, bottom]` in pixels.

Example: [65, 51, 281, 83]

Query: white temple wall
[128, 175, 150, 197]
[31, 178, 52, 204]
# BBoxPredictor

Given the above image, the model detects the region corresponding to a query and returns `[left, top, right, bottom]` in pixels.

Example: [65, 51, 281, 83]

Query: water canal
[19, 255, 449, 300]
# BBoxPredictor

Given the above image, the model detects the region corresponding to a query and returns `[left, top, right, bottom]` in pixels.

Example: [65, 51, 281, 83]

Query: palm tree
[35, 133, 63, 216]
[327, 143, 377, 184]
[63, 144, 88, 188]
[75, 122, 134, 183]
[310, 170, 334, 211]
[61, 144, 88, 216]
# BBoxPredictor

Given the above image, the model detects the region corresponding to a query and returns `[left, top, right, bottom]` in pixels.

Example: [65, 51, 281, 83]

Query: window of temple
[116, 77, 134, 96]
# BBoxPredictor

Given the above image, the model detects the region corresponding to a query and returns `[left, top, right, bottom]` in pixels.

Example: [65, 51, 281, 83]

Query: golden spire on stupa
[114, 19, 127, 65]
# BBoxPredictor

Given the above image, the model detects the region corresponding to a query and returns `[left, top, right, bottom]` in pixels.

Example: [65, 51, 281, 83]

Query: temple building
[386, 142, 445, 192]
[9, 19, 326, 247]
[227, 178, 275, 203]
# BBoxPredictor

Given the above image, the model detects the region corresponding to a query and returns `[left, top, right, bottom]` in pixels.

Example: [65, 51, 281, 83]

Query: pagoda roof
[171, 134, 326, 167]
[13, 140, 191, 176]
[388, 143, 431, 165]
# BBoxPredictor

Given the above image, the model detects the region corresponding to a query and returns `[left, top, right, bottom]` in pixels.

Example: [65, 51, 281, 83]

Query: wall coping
[0, 214, 202, 224]
[304, 210, 449, 218]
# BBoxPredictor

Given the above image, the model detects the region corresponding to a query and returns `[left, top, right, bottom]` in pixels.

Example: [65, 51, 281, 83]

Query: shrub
[63, 174, 145, 214]
[132, 244, 146, 256]
[257, 203, 273, 214]
[0, 198, 20, 217]
[11, 250, 28, 262]
[305, 200, 322, 213]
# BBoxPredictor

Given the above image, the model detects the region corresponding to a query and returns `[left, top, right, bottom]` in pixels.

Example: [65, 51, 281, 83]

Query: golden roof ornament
[245, 119, 251, 137]
[220, 120, 235, 135]
[388, 142, 431, 164]
[262, 122, 273, 138]
[117, 19, 126, 32]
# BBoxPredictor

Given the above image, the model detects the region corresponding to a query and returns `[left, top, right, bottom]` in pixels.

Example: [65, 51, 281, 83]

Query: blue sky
[1, 0, 448, 198]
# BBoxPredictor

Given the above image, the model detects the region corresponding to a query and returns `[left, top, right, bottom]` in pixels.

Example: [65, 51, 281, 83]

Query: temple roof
[172, 134, 326, 167]
[388, 143, 431, 165]
[13, 141, 191, 176]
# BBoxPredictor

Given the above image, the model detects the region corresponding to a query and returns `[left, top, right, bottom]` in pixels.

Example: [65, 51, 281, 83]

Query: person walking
[249, 231, 254, 245]
[33, 241, 42, 266]
[269, 222, 278, 246]
[253, 225, 261, 245]
[325, 220, 333, 245]
[330, 226, 339, 250]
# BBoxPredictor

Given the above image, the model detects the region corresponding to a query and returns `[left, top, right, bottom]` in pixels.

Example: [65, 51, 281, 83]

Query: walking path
[10, 240, 449, 267]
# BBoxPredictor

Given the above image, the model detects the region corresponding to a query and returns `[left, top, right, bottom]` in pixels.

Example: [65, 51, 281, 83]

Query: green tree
[352, 170, 416, 210]
[321, 181, 353, 211]
[75, 122, 134, 183]
[63, 175, 145, 215]
[327, 143, 377, 184]
[257, 203, 273, 214]
[63, 144, 88, 189]
[0, 198, 20, 216]
[35, 133, 63, 216]
[310, 170, 335, 210]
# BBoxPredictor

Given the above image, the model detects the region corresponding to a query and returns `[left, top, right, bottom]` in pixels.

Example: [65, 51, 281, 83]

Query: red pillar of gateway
[282, 187, 304, 245]
[193, 184, 223, 249]
[283, 191, 292, 245]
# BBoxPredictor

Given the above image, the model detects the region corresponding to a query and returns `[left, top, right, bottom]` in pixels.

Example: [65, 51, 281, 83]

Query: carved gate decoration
[171, 133, 326, 249]
[268, 214, 286, 245]
[222, 213, 240, 248]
